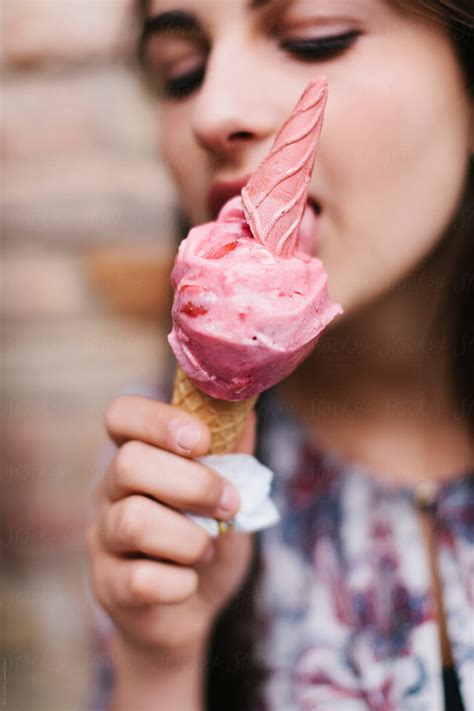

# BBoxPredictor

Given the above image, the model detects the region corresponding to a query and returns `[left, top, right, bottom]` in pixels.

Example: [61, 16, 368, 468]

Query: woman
[85, 0, 473, 708]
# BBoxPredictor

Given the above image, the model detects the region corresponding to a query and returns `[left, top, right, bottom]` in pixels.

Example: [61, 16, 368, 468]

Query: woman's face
[143, 0, 472, 316]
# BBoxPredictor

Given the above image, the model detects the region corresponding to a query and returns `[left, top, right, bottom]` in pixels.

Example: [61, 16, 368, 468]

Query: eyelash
[163, 65, 205, 100]
[281, 29, 361, 61]
[161, 30, 360, 101]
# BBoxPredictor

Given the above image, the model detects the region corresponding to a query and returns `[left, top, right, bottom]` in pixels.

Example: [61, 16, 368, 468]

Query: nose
[191, 36, 276, 162]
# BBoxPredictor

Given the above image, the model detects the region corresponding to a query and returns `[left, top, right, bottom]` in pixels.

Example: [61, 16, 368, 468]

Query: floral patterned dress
[255, 391, 473, 710]
[87, 384, 473, 710]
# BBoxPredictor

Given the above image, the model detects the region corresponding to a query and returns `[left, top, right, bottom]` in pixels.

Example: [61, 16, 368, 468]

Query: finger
[105, 440, 240, 520]
[99, 494, 213, 566]
[104, 395, 211, 457]
[87, 529, 198, 607]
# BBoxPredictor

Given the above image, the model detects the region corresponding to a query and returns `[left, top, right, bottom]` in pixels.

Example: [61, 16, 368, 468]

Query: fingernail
[217, 484, 240, 518]
[174, 423, 201, 452]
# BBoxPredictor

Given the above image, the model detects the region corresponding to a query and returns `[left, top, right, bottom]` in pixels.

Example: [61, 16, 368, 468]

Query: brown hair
[132, 2, 473, 708]
[392, 2, 474, 429]
[389, 4, 474, 431]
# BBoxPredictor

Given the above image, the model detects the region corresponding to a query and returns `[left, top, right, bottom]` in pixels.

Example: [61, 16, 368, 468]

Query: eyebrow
[141, 0, 273, 37]
[138, 10, 199, 65]
[138, 0, 274, 63]
[141, 10, 199, 39]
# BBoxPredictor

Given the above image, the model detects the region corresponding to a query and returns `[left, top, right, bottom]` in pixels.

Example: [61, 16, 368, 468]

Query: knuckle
[115, 440, 141, 486]
[185, 569, 199, 596]
[104, 397, 124, 433]
[185, 528, 210, 563]
[191, 467, 223, 507]
[127, 562, 152, 603]
[176, 569, 199, 602]
[140, 415, 162, 445]
[115, 497, 145, 548]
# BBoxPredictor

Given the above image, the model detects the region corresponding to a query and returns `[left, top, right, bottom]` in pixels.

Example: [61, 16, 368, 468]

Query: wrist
[109, 631, 208, 711]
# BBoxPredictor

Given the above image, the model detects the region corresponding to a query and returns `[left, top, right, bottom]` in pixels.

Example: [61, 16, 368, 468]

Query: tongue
[241, 77, 327, 258]
[297, 203, 321, 255]
[218, 196, 321, 257]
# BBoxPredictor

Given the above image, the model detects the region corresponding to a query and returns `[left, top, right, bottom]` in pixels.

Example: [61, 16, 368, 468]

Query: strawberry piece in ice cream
[168, 78, 342, 401]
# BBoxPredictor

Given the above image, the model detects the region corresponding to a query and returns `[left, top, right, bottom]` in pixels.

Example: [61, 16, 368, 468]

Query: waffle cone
[172, 366, 257, 454]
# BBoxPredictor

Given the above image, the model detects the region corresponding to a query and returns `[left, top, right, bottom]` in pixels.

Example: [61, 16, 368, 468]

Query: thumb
[233, 409, 257, 455]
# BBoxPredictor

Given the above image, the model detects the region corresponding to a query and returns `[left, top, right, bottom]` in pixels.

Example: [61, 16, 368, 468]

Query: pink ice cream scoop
[168, 78, 342, 401]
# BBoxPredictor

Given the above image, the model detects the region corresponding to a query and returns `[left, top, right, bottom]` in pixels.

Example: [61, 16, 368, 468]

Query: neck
[280, 250, 473, 486]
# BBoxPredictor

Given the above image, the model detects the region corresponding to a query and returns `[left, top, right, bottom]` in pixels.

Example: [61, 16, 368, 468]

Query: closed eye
[281, 30, 361, 61]
[138, 9, 207, 101]
[162, 64, 206, 100]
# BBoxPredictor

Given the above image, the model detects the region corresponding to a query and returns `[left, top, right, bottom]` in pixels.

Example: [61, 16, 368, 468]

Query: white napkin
[186, 453, 280, 538]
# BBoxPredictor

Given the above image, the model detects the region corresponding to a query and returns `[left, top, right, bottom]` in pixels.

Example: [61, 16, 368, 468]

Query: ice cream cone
[242, 77, 327, 257]
[168, 78, 340, 537]
[171, 365, 257, 455]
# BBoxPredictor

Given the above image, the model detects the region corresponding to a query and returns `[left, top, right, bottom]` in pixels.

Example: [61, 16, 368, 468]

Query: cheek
[318, 29, 471, 307]
[160, 112, 189, 190]
[160, 110, 206, 222]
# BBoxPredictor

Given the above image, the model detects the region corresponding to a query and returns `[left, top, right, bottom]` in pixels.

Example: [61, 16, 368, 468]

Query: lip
[207, 176, 251, 220]
[207, 176, 322, 253]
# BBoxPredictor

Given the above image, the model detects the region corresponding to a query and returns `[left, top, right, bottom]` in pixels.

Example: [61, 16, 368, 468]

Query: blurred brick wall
[2, 2, 177, 708]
